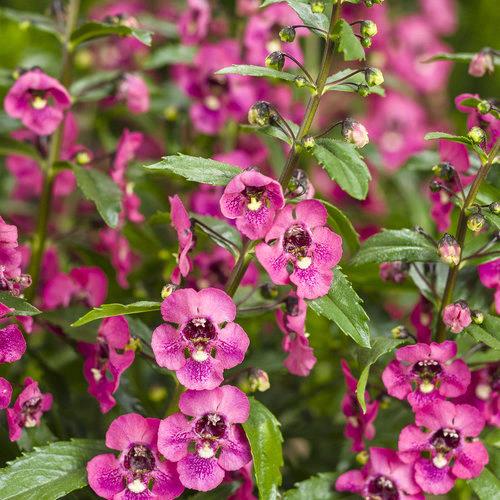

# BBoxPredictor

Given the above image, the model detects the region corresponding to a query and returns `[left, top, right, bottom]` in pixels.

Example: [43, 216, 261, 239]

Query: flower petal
[87, 454, 124, 499]
[215, 322, 249, 369]
[158, 413, 193, 462]
[219, 425, 252, 471]
[106, 413, 160, 451]
[176, 357, 224, 390]
[177, 454, 225, 491]
[151, 324, 186, 370]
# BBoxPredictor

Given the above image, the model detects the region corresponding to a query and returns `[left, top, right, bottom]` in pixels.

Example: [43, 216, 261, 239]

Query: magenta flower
[117, 73, 150, 114]
[398, 400, 489, 494]
[98, 228, 134, 288]
[276, 294, 316, 376]
[410, 297, 433, 344]
[419, 0, 457, 35]
[382, 341, 470, 410]
[169, 195, 195, 285]
[79, 316, 135, 413]
[152, 288, 249, 390]
[69, 266, 108, 308]
[0, 377, 12, 409]
[255, 200, 342, 299]
[220, 171, 285, 240]
[87, 413, 183, 499]
[6, 377, 53, 441]
[4, 69, 71, 136]
[0, 302, 26, 364]
[442, 301, 472, 333]
[341, 360, 379, 452]
[158, 386, 252, 491]
[478, 259, 500, 314]
[179, 0, 211, 45]
[336, 447, 423, 499]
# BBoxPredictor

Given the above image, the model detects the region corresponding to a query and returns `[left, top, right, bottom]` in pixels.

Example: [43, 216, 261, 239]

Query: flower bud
[356, 451, 369, 465]
[248, 101, 273, 127]
[442, 300, 472, 334]
[361, 37, 372, 48]
[489, 201, 500, 214]
[468, 51, 494, 78]
[279, 26, 296, 43]
[432, 162, 454, 182]
[365, 67, 384, 86]
[373, 0, 384, 4]
[260, 283, 279, 300]
[75, 150, 91, 165]
[294, 75, 308, 89]
[438, 234, 461, 266]
[477, 100, 492, 115]
[310, 0, 325, 13]
[357, 84, 370, 97]
[287, 169, 313, 199]
[248, 369, 270, 392]
[391, 325, 410, 339]
[360, 20, 378, 37]
[161, 284, 177, 299]
[471, 310, 484, 325]
[364, 0, 373, 6]
[342, 118, 369, 148]
[303, 136, 316, 150]
[429, 180, 442, 193]
[265, 51, 285, 71]
[468, 126, 486, 144]
[467, 212, 486, 232]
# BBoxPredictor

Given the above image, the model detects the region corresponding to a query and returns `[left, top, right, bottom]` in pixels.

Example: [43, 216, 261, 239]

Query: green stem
[225, 1, 343, 298]
[435, 141, 499, 341]
[27, 0, 80, 301]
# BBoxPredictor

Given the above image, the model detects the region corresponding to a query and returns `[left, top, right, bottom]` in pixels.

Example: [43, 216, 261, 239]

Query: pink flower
[382, 341, 470, 410]
[336, 447, 423, 499]
[419, 0, 457, 35]
[220, 171, 285, 240]
[0, 377, 12, 409]
[442, 301, 472, 333]
[79, 316, 135, 413]
[117, 73, 150, 114]
[227, 462, 256, 500]
[6, 377, 53, 441]
[398, 400, 489, 494]
[169, 195, 195, 285]
[468, 51, 494, 77]
[342, 119, 369, 148]
[341, 360, 379, 452]
[379, 261, 409, 284]
[4, 69, 71, 136]
[410, 297, 433, 344]
[152, 288, 249, 389]
[478, 259, 500, 314]
[87, 413, 183, 499]
[69, 266, 108, 308]
[276, 294, 316, 376]
[98, 228, 134, 288]
[179, 0, 211, 45]
[0, 302, 26, 364]
[158, 386, 252, 491]
[255, 200, 342, 299]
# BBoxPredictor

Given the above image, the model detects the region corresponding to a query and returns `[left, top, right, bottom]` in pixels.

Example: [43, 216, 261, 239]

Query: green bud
[364, 0, 373, 6]
[432, 162, 455, 182]
[75, 151, 91, 165]
[265, 51, 285, 71]
[303, 136, 316, 150]
[356, 451, 369, 465]
[310, 0, 325, 13]
[161, 284, 177, 299]
[467, 212, 486, 232]
[360, 20, 378, 37]
[471, 310, 484, 325]
[248, 101, 273, 127]
[260, 283, 279, 300]
[361, 37, 372, 48]
[365, 67, 384, 86]
[489, 201, 500, 215]
[391, 325, 410, 339]
[357, 84, 370, 97]
[468, 126, 486, 144]
[429, 180, 442, 193]
[477, 100, 491, 115]
[294, 75, 308, 88]
[279, 26, 296, 43]
[373, 0, 384, 4]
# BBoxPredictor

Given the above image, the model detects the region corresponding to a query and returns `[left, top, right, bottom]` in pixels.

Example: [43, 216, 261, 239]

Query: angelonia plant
[0, 0, 498, 499]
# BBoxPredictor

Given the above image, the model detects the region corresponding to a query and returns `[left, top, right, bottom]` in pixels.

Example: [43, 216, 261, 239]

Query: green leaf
[72, 165, 122, 228]
[261, 0, 329, 33]
[0, 7, 61, 39]
[70, 71, 120, 102]
[144, 45, 197, 69]
[332, 19, 365, 61]
[351, 229, 439, 266]
[71, 301, 161, 327]
[41, 306, 98, 342]
[284, 473, 338, 499]
[466, 319, 500, 351]
[477, 182, 500, 206]
[320, 199, 360, 253]
[356, 338, 406, 412]
[312, 138, 371, 200]
[0, 136, 42, 160]
[243, 398, 283, 500]
[0, 439, 107, 499]
[425, 52, 500, 64]
[70, 21, 152, 49]
[324, 69, 384, 95]
[192, 214, 242, 257]
[144, 154, 241, 186]
[468, 468, 500, 500]
[484, 210, 500, 230]
[216, 65, 297, 82]
[0, 292, 41, 316]
[424, 132, 472, 145]
[241, 120, 299, 146]
[309, 268, 370, 348]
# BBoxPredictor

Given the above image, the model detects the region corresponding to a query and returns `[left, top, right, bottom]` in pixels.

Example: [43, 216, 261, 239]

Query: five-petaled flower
[158, 385, 252, 492]
[152, 288, 249, 389]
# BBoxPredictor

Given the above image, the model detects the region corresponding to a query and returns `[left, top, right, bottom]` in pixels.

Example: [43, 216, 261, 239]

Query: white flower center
[204, 96, 220, 110]
[432, 453, 448, 469]
[192, 349, 209, 362]
[247, 197, 262, 211]
[475, 383, 492, 401]
[127, 479, 147, 493]
[32, 96, 47, 109]
[297, 256, 312, 269]
[91, 368, 103, 382]
[198, 442, 215, 459]
[419, 380, 434, 394]
[24, 416, 37, 428]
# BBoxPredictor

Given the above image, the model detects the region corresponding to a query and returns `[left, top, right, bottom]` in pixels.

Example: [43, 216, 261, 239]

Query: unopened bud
[477, 100, 492, 115]
[373, 0, 384, 4]
[489, 201, 500, 214]
[75, 150, 91, 165]
[161, 284, 177, 299]
[364, 0, 373, 6]
[361, 37, 372, 48]
[248, 369, 270, 392]
[429, 180, 442, 193]
[279, 26, 296, 43]
[342, 118, 369, 148]
[357, 84, 370, 97]
[356, 450, 369, 465]
[443, 300, 471, 334]
[265, 51, 285, 71]
[294, 75, 308, 88]
[288, 169, 312, 199]
[360, 20, 378, 37]
[310, 0, 325, 13]
[467, 212, 486, 232]
[471, 310, 484, 325]
[248, 101, 273, 127]
[391, 325, 410, 339]
[468, 126, 486, 144]
[432, 162, 455, 182]
[365, 67, 384, 86]
[438, 234, 461, 266]
[468, 51, 494, 78]
[303, 136, 316, 150]
[261, 283, 279, 300]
